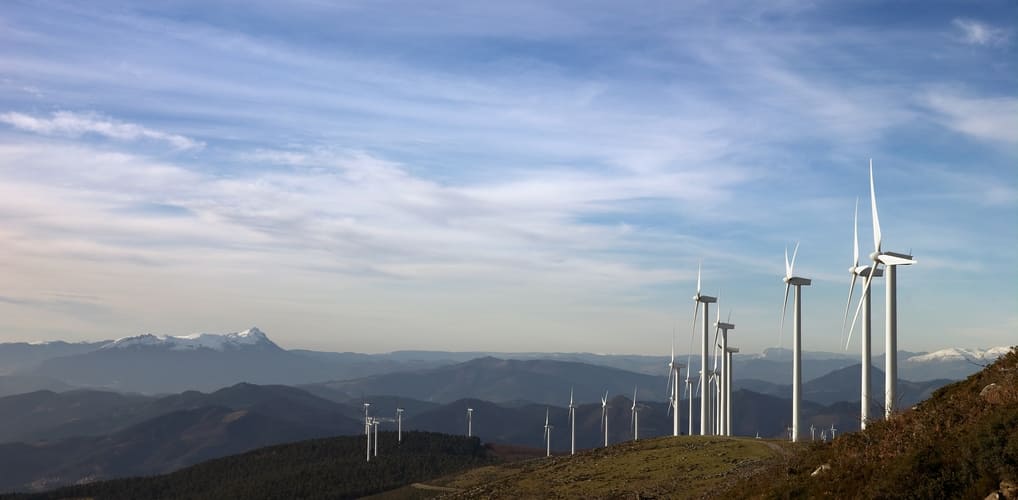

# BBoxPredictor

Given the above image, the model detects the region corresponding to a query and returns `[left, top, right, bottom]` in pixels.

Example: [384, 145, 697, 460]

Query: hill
[723, 346, 1018, 498]
[312, 356, 667, 405]
[372, 435, 789, 499]
[3, 432, 493, 500]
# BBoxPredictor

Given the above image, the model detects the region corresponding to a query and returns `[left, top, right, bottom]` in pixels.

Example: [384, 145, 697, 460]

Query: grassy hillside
[723, 346, 1018, 498]
[370, 436, 790, 499]
[3, 431, 492, 500]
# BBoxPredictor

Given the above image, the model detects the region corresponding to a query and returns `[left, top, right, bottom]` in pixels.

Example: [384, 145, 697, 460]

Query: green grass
[371, 436, 791, 499]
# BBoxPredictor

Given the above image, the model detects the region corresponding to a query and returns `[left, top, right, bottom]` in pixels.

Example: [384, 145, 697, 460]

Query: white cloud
[922, 91, 1018, 145]
[0, 111, 204, 150]
[952, 18, 1009, 46]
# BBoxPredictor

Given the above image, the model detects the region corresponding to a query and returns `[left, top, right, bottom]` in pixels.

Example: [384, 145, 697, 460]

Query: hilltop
[723, 346, 1018, 498]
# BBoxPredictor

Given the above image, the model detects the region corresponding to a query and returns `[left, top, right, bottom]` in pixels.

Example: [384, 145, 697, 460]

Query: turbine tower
[691, 262, 717, 436]
[396, 407, 404, 442]
[714, 306, 735, 436]
[724, 344, 739, 436]
[685, 376, 693, 436]
[467, 408, 474, 437]
[849, 160, 916, 419]
[567, 387, 576, 455]
[543, 408, 553, 457]
[364, 403, 372, 462]
[630, 386, 640, 441]
[666, 331, 685, 436]
[842, 198, 883, 430]
[780, 242, 811, 442]
[600, 390, 610, 447]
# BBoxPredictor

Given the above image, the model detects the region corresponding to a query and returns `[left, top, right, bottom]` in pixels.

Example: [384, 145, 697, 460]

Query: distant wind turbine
[666, 329, 685, 436]
[364, 403, 372, 462]
[396, 407, 404, 442]
[467, 408, 474, 437]
[567, 387, 576, 455]
[724, 344, 739, 436]
[543, 408, 553, 457]
[600, 390, 610, 447]
[780, 242, 811, 442]
[630, 386, 640, 441]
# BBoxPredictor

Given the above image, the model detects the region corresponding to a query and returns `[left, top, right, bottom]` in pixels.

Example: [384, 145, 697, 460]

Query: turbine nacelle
[715, 321, 735, 330]
[784, 276, 812, 286]
[850, 265, 883, 278]
[873, 250, 916, 266]
[694, 294, 718, 304]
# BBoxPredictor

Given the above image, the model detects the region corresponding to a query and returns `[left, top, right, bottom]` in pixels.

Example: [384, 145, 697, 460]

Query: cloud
[0, 111, 204, 150]
[952, 18, 1009, 46]
[921, 91, 1018, 145]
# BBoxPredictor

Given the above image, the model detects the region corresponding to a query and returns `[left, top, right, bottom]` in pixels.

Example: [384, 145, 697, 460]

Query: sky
[0, 0, 1015, 355]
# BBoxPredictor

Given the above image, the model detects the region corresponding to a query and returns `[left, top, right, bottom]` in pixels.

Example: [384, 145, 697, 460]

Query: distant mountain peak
[102, 328, 278, 352]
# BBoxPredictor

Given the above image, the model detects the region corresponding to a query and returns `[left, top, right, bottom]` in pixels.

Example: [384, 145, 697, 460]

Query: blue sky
[0, 0, 1014, 355]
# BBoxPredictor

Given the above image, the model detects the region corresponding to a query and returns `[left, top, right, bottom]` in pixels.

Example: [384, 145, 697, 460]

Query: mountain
[0, 341, 108, 375]
[0, 383, 365, 492]
[0, 375, 73, 398]
[0, 389, 152, 443]
[23, 328, 354, 393]
[310, 356, 668, 405]
[733, 363, 953, 408]
[899, 346, 1013, 381]
[0, 383, 363, 445]
[6, 432, 494, 499]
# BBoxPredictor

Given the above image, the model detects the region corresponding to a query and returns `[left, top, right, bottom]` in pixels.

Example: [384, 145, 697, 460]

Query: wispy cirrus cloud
[921, 91, 1018, 145]
[0, 111, 204, 150]
[952, 18, 1010, 46]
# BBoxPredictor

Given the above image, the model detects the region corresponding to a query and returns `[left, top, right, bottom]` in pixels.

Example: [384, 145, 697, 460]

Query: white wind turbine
[724, 344, 739, 436]
[690, 262, 717, 436]
[810, 424, 816, 441]
[830, 423, 837, 439]
[543, 408, 553, 457]
[567, 387, 576, 455]
[630, 386, 640, 441]
[396, 407, 404, 442]
[842, 198, 883, 430]
[466, 408, 474, 437]
[372, 418, 380, 457]
[849, 160, 917, 419]
[600, 390, 610, 447]
[780, 242, 811, 442]
[364, 403, 372, 462]
[666, 330, 685, 436]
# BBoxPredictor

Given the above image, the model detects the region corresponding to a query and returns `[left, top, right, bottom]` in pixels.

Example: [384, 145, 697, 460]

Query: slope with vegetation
[4, 432, 492, 500]
[724, 346, 1018, 498]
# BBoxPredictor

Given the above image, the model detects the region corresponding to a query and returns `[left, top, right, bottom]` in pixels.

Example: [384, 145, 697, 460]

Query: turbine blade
[697, 260, 702, 295]
[670, 326, 676, 363]
[666, 368, 674, 397]
[846, 265, 878, 349]
[569, 386, 574, 407]
[790, 241, 800, 276]
[632, 385, 638, 408]
[870, 159, 881, 253]
[779, 282, 790, 346]
[784, 246, 791, 278]
[841, 273, 858, 348]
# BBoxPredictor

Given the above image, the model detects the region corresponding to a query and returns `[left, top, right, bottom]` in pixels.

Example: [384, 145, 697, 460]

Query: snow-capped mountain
[101, 327, 278, 351]
[905, 346, 1012, 364]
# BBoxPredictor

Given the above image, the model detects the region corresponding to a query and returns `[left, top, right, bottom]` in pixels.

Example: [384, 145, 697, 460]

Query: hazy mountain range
[0, 328, 1006, 396]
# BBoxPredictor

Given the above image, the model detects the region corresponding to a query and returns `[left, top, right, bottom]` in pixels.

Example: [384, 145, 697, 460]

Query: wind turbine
[666, 330, 685, 436]
[373, 418, 379, 457]
[724, 344, 739, 436]
[810, 424, 816, 441]
[364, 403, 372, 462]
[600, 390, 610, 447]
[842, 198, 883, 430]
[543, 408, 553, 457]
[396, 407, 404, 442]
[467, 408, 474, 437]
[567, 387, 576, 455]
[830, 423, 838, 439]
[630, 386, 640, 441]
[780, 242, 811, 442]
[849, 160, 916, 419]
[691, 262, 717, 436]
[715, 306, 735, 436]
